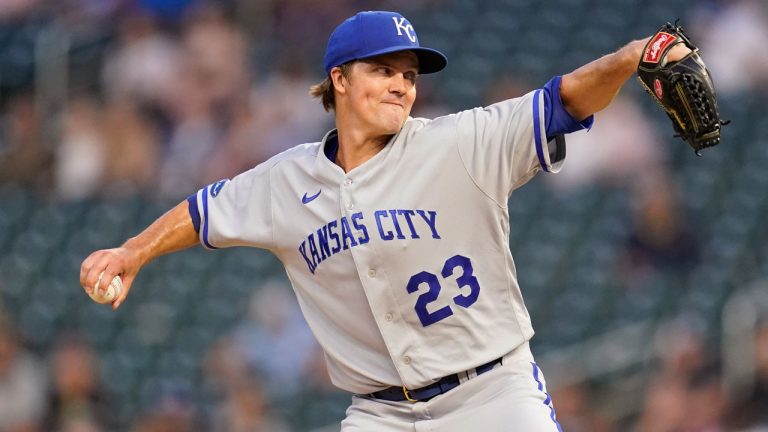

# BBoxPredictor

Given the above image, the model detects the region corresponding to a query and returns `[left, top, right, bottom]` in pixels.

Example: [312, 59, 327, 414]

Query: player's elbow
[559, 73, 589, 121]
[559, 72, 616, 121]
[562, 103, 593, 123]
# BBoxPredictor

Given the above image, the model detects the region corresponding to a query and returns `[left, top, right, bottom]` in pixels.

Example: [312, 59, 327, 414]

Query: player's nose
[388, 73, 410, 95]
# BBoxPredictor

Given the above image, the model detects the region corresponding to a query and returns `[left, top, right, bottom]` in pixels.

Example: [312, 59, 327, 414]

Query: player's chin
[379, 111, 409, 133]
[382, 119, 406, 135]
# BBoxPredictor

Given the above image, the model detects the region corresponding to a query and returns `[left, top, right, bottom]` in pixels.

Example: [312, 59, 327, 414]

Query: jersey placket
[338, 172, 422, 386]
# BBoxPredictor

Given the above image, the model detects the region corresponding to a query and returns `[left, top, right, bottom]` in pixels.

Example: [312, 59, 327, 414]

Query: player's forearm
[559, 38, 649, 120]
[122, 201, 199, 266]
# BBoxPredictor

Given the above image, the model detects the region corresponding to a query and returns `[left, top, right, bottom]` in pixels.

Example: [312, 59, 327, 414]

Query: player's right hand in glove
[637, 22, 729, 155]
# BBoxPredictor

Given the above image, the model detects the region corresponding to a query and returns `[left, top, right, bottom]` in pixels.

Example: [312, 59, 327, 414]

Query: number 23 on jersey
[406, 254, 481, 327]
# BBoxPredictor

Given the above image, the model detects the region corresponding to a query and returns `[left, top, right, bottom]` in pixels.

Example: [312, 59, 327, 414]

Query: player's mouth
[381, 101, 405, 108]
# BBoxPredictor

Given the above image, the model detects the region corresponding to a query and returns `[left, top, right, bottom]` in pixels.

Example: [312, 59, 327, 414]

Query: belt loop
[458, 370, 469, 384]
[467, 367, 478, 380]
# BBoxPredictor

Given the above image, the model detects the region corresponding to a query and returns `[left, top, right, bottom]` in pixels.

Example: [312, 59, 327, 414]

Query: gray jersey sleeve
[454, 90, 562, 205]
[192, 163, 274, 251]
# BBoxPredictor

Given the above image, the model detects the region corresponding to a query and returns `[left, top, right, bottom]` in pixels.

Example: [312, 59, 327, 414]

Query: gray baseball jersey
[189, 86, 582, 395]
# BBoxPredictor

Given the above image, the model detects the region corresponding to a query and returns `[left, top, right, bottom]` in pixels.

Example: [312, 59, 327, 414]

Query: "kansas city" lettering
[298, 209, 440, 274]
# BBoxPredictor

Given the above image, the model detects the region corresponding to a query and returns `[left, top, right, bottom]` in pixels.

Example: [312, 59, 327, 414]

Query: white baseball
[89, 272, 123, 304]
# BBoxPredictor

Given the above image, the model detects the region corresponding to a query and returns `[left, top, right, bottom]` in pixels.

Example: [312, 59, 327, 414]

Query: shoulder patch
[210, 179, 229, 197]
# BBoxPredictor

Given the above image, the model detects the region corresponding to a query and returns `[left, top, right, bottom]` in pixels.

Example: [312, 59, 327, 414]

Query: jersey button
[346, 202, 354, 210]
[344, 178, 353, 186]
[368, 269, 376, 278]
[403, 356, 412, 365]
[384, 313, 393, 322]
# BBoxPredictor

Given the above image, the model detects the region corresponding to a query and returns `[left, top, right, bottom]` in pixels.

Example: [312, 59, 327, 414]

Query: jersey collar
[314, 125, 406, 184]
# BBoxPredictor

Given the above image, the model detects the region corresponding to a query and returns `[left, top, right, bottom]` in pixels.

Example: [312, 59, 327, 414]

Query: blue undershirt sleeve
[187, 194, 201, 234]
[542, 75, 594, 140]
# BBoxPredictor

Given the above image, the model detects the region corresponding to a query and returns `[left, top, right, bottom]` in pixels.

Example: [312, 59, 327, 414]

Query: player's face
[343, 52, 418, 136]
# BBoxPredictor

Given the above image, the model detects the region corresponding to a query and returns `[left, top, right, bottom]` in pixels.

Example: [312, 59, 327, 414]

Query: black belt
[369, 357, 503, 402]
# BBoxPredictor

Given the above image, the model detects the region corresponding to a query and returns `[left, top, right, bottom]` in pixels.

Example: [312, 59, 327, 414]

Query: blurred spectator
[132, 413, 193, 432]
[199, 98, 259, 182]
[54, 95, 106, 200]
[132, 381, 199, 432]
[100, 99, 159, 195]
[692, 0, 768, 96]
[244, 58, 332, 164]
[637, 363, 726, 432]
[42, 332, 111, 432]
[203, 335, 291, 431]
[203, 335, 251, 396]
[0, 91, 54, 192]
[203, 280, 323, 428]
[101, 12, 181, 117]
[99, 12, 176, 197]
[729, 320, 768, 430]
[635, 317, 718, 432]
[209, 374, 290, 432]
[410, 76, 452, 119]
[683, 363, 727, 432]
[230, 0, 273, 41]
[635, 373, 689, 432]
[656, 317, 710, 378]
[156, 67, 220, 199]
[272, 0, 354, 61]
[544, 93, 665, 192]
[53, 0, 124, 94]
[48, 0, 122, 46]
[483, 74, 534, 103]
[302, 346, 338, 394]
[229, 279, 319, 399]
[289, 346, 349, 429]
[157, 4, 253, 197]
[550, 382, 615, 432]
[177, 3, 263, 182]
[54, 0, 122, 27]
[180, 4, 250, 114]
[0, 0, 39, 20]
[0, 313, 47, 432]
[617, 174, 701, 289]
[138, 0, 196, 24]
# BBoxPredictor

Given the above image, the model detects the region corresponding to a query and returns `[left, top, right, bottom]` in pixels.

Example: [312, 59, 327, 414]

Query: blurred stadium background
[1, 0, 767, 431]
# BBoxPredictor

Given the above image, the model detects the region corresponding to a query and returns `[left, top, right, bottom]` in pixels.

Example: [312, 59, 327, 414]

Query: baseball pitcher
[80, 11, 722, 431]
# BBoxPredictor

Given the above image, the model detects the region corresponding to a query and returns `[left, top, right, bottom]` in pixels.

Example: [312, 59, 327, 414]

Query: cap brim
[357, 46, 447, 74]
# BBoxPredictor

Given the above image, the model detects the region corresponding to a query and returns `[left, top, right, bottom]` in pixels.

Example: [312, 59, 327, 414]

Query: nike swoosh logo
[302, 190, 321, 205]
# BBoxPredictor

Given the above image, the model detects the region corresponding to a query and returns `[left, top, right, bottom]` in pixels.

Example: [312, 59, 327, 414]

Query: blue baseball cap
[323, 11, 448, 75]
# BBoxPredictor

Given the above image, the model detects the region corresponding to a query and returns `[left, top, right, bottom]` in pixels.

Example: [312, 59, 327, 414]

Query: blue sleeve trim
[542, 76, 594, 138]
[187, 194, 200, 234]
[532, 89, 549, 173]
[201, 185, 218, 250]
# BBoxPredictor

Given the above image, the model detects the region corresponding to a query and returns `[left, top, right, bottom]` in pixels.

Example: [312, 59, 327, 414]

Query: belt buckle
[402, 386, 417, 402]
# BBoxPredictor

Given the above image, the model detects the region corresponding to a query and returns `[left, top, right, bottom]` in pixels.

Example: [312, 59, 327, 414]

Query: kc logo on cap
[392, 17, 416, 43]
[322, 11, 447, 75]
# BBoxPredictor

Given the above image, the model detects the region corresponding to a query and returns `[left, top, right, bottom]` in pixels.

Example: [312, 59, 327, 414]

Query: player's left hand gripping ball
[88, 271, 123, 304]
[637, 22, 729, 155]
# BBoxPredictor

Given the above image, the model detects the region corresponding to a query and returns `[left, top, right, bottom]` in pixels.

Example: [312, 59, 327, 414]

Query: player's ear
[330, 66, 348, 95]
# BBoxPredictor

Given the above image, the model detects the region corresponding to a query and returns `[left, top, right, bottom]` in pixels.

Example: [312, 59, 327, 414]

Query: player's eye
[404, 71, 418, 84]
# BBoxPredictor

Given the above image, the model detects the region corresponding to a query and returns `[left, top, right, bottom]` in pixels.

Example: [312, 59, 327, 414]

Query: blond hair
[309, 62, 354, 112]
